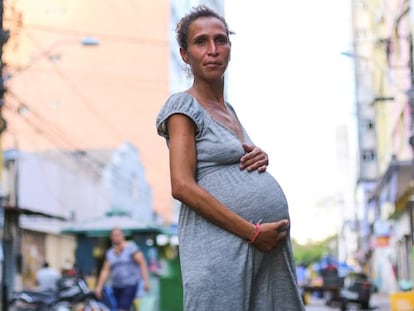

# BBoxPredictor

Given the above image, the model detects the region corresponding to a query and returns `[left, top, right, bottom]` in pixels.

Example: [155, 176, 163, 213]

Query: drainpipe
[408, 29, 414, 248]
[0, 1, 7, 309]
[407, 3, 414, 286]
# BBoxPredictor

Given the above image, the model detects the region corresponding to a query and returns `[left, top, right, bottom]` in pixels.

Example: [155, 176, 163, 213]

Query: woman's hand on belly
[252, 219, 289, 252]
[240, 144, 268, 173]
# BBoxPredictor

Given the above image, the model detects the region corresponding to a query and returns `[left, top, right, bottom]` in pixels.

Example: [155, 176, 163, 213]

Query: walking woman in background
[156, 5, 305, 311]
[95, 227, 150, 311]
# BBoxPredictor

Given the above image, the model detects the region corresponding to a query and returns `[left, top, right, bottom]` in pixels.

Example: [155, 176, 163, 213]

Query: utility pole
[407, 3, 414, 287]
[0, 1, 8, 310]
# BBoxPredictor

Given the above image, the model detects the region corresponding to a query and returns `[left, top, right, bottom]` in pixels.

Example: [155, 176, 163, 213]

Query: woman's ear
[180, 48, 189, 64]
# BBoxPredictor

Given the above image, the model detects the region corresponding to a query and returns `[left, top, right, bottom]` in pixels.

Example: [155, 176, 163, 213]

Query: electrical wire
[7, 90, 85, 150]
[23, 23, 168, 46]
[24, 32, 124, 143]
[4, 108, 133, 196]
[3, 3, 150, 193]
[5, 90, 134, 192]
[4, 103, 102, 177]
[4, 98, 104, 219]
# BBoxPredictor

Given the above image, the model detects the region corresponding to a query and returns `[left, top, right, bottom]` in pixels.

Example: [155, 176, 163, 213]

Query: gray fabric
[106, 242, 141, 287]
[156, 92, 305, 311]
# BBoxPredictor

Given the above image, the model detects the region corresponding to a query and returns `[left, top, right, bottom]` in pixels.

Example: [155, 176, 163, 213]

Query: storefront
[367, 160, 412, 292]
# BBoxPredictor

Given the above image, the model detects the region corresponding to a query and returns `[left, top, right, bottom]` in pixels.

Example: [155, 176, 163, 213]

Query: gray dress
[156, 92, 305, 311]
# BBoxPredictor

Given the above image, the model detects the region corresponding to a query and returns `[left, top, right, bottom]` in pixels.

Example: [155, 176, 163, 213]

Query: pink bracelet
[248, 223, 261, 244]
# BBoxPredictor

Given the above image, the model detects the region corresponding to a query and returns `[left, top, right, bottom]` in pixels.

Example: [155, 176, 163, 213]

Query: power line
[4, 98, 133, 193]
[7, 90, 82, 149]
[5, 91, 105, 170]
[24, 32, 124, 143]
[23, 23, 168, 46]
[5, 90, 136, 193]
[0, 0, 9, 308]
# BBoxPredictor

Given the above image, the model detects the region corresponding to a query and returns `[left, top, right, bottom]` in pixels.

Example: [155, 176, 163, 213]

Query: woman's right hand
[252, 220, 289, 252]
[94, 287, 102, 299]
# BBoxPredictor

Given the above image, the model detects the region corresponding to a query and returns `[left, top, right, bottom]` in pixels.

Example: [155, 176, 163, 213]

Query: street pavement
[305, 292, 391, 311]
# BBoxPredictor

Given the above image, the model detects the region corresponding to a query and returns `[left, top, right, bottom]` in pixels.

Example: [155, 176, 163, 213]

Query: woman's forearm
[96, 268, 109, 290]
[172, 181, 256, 240]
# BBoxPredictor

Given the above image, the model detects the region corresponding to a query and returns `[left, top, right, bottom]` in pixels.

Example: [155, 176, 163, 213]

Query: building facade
[350, 0, 414, 293]
[3, 0, 172, 222]
[2, 142, 154, 291]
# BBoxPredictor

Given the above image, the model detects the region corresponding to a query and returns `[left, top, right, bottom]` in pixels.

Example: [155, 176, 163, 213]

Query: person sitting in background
[35, 262, 61, 291]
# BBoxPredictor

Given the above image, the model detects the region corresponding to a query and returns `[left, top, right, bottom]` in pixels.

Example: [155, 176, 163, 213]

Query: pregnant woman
[156, 5, 305, 311]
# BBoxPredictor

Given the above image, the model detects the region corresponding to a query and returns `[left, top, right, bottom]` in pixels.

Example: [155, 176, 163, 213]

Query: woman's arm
[167, 114, 257, 240]
[167, 114, 289, 251]
[133, 252, 150, 291]
[94, 260, 110, 298]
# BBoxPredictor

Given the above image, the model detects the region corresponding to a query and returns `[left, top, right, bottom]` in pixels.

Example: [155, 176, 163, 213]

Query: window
[361, 149, 376, 161]
[360, 118, 375, 131]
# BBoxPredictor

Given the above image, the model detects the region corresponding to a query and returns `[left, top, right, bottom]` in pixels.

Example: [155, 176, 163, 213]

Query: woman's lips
[205, 62, 221, 68]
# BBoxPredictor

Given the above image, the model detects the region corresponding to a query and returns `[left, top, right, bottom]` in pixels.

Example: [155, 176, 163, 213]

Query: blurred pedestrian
[36, 261, 61, 291]
[95, 227, 150, 311]
[156, 5, 305, 311]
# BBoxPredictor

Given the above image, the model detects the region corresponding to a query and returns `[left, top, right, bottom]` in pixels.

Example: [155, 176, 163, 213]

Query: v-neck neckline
[113, 244, 125, 256]
[183, 92, 245, 143]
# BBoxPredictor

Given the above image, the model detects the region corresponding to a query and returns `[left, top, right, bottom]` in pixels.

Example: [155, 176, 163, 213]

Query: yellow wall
[45, 233, 76, 272]
[364, 0, 412, 174]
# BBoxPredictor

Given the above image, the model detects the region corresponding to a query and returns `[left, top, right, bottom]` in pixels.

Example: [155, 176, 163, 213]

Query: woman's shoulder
[163, 91, 197, 110]
[157, 92, 204, 124]
[125, 241, 139, 250]
[167, 91, 191, 101]
[157, 91, 210, 138]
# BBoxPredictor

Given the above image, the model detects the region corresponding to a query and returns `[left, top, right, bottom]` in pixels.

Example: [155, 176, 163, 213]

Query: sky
[224, 1, 357, 243]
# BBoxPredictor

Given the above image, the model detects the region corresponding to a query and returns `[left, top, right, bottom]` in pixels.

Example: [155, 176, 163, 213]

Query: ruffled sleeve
[156, 92, 206, 140]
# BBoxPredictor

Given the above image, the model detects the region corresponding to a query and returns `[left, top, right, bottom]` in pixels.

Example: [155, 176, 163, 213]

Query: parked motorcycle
[8, 271, 109, 311]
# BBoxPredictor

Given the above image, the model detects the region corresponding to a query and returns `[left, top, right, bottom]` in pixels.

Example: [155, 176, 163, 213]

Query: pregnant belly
[198, 165, 290, 223]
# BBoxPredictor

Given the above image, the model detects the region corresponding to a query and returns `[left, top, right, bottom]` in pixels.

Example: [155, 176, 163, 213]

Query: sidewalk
[305, 292, 391, 310]
[369, 292, 390, 311]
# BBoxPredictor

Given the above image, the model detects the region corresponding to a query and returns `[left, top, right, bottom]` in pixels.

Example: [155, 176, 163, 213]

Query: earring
[182, 63, 193, 79]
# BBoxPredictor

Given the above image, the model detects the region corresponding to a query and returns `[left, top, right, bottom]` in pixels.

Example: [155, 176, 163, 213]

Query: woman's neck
[190, 78, 225, 106]
[114, 241, 126, 253]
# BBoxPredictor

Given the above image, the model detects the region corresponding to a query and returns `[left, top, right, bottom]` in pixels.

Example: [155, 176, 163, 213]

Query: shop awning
[368, 160, 412, 204]
[3, 205, 67, 221]
[61, 212, 161, 237]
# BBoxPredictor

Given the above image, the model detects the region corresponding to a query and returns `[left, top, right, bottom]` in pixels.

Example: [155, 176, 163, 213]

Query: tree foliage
[292, 236, 335, 266]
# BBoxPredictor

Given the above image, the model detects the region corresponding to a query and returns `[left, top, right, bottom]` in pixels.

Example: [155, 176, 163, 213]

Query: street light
[6, 36, 100, 80]
[341, 50, 397, 104]
[0, 35, 99, 310]
[343, 36, 414, 266]
[80, 36, 100, 46]
[340, 48, 399, 265]
[340, 51, 370, 61]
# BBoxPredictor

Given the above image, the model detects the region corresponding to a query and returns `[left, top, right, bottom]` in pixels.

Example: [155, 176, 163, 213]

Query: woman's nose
[207, 40, 218, 55]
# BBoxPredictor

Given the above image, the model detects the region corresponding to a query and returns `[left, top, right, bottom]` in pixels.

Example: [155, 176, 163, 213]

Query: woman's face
[110, 229, 124, 245]
[180, 16, 231, 81]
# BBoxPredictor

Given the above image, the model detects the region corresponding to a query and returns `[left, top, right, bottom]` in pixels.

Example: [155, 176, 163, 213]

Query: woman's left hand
[240, 144, 269, 172]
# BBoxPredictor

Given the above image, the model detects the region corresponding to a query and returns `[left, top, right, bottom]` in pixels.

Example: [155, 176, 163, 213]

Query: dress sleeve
[128, 242, 140, 258]
[156, 92, 205, 140]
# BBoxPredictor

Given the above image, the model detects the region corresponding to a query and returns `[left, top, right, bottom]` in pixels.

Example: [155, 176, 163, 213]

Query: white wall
[18, 151, 110, 233]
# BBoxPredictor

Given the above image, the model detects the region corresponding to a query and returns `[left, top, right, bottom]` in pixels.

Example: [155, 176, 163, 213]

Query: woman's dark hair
[176, 5, 233, 51]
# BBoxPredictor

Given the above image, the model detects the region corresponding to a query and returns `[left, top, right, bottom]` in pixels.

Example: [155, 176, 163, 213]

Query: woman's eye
[216, 37, 228, 44]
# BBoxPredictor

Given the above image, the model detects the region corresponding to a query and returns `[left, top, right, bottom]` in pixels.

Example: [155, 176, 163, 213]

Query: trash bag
[101, 286, 117, 311]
